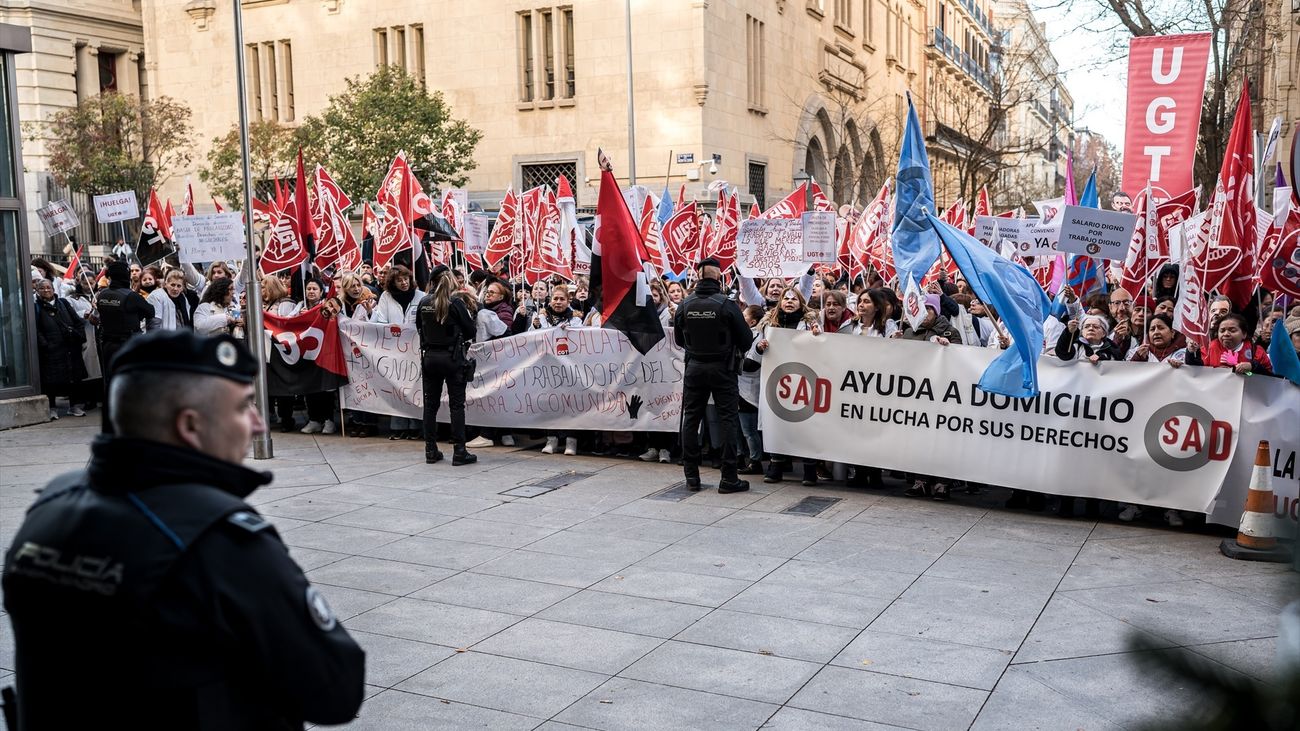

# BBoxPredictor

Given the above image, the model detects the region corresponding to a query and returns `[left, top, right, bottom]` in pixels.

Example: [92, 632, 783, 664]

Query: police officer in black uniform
[416, 265, 478, 466]
[673, 257, 754, 494]
[94, 259, 154, 432]
[1, 330, 365, 730]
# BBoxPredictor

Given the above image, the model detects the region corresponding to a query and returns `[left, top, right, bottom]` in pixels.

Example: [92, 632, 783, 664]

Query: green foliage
[199, 119, 298, 210]
[296, 65, 482, 204]
[31, 93, 192, 200]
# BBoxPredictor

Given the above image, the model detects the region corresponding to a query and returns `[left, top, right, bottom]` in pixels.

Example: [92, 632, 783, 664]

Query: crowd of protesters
[29, 246, 1300, 529]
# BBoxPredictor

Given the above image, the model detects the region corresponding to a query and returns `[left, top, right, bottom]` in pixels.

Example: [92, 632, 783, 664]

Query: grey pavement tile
[377, 491, 504, 517]
[411, 572, 578, 615]
[472, 618, 662, 674]
[621, 640, 820, 704]
[346, 597, 520, 647]
[305, 483, 421, 506]
[966, 512, 1095, 547]
[724, 582, 891, 629]
[760, 707, 914, 730]
[678, 523, 838, 559]
[471, 502, 600, 529]
[526, 530, 669, 564]
[347, 630, 457, 688]
[1075, 532, 1288, 581]
[970, 666, 1124, 731]
[343, 688, 539, 730]
[1061, 579, 1283, 645]
[324, 506, 458, 535]
[830, 630, 1013, 691]
[246, 484, 334, 507]
[265, 515, 312, 533]
[556, 677, 778, 731]
[308, 556, 454, 596]
[945, 533, 1081, 570]
[822, 518, 966, 551]
[593, 567, 752, 607]
[850, 501, 986, 533]
[258, 494, 362, 521]
[567, 513, 704, 543]
[538, 590, 713, 639]
[396, 651, 606, 719]
[1056, 556, 1193, 592]
[1199, 571, 1300, 611]
[280, 522, 404, 553]
[890, 576, 1054, 620]
[632, 545, 788, 581]
[314, 584, 395, 621]
[261, 462, 339, 488]
[472, 549, 627, 588]
[286, 546, 350, 572]
[1013, 593, 1176, 665]
[610, 498, 738, 525]
[760, 560, 917, 600]
[361, 536, 512, 571]
[922, 553, 1065, 592]
[866, 578, 1046, 652]
[788, 666, 987, 731]
[420, 517, 559, 548]
[795, 538, 942, 576]
[676, 609, 859, 663]
[1187, 637, 1279, 682]
[0, 461, 90, 485]
[0, 614, 12, 671]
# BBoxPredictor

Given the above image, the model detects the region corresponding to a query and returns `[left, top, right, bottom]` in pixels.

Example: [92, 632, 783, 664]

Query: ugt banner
[337, 321, 686, 431]
[1122, 33, 1211, 200]
[758, 329, 1298, 522]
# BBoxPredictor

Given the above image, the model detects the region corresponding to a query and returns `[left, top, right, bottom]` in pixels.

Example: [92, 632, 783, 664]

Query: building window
[245, 43, 261, 120]
[863, 0, 874, 47]
[541, 9, 555, 100]
[261, 42, 278, 121]
[520, 160, 577, 191]
[746, 15, 765, 112]
[97, 51, 119, 93]
[835, 0, 852, 28]
[374, 28, 388, 66]
[411, 24, 425, 85]
[517, 12, 534, 102]
[392, 26, 406, 70]
[278, 40, 294, 121]
[747, 161, 767, 210]
[245, 41, 291, 122]
[561, 7, 575, 97]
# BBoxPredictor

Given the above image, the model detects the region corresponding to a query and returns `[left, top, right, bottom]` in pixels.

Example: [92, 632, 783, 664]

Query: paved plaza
[1, 418, 1295, 730]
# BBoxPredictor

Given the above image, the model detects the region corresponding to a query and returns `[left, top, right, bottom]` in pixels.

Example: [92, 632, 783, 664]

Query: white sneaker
[466, 435, 494, 449]
[541, 436, 559, 454]
[321, 420, 337, 434]
[301, 421, 324, 434]
[500, 434, 516, 447]
[564, 437, 578, 456]
[68, 405, 86, 417]
[1118, 504, 1141, 522]
[639, 448, 659, 462]
[659, 449, 672, 464]
[1164, 509, 1184, 527]
[48, 409, 60, 421]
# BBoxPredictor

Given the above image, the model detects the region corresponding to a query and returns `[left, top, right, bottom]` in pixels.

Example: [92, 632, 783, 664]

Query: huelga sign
[1122, 33, 1212, 200]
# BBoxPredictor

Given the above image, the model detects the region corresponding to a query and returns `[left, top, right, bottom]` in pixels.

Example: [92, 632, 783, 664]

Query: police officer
[94, 259, 154, 432]
[416, 265, 478, 466]
[673, 257, 754, 493]
[1, 330, 365, 729]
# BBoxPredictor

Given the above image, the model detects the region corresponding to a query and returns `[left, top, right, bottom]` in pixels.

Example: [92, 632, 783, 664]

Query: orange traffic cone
[1220, 440, 1293, 562]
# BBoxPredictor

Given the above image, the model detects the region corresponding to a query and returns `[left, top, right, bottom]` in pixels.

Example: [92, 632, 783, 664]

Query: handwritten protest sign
[171, 212, 246, 264]
[92, 191, 139, 223]
[37, 200, 79, 237]
[1057, 205, 1138, 260]
[736, 219, 805, 277]
[801, 211, 837, 262]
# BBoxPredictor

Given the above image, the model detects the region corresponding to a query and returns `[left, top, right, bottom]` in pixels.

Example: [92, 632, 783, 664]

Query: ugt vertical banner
[1122, 33, 1211, 199]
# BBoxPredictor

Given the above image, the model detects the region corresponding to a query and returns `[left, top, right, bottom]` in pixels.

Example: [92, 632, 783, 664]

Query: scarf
[390, 285, 417, 310]
[776, 308, 804, 329]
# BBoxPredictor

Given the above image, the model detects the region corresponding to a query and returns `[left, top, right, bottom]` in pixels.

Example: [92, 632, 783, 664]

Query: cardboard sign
[92, 191, 140, 223]
[736, 218, 805, 277]
[37, 200, 79, 237]
[801, 210, 837, 262]
[1014, 219, 1061, 257]
[463, 213, 490, 256]
[1057, 206, 1139, 260]
[171, 212, 246, 264]
[973, 216, 1002, 249]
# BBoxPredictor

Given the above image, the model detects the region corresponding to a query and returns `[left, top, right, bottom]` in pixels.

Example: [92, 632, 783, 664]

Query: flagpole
[233, 0, 273, 460]
[624, 0, 637, 185]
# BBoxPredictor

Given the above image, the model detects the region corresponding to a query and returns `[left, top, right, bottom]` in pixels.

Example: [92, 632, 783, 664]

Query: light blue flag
[1268, 317, 1300, 387]
[1078, 169, 1098, 208]
[656, 184, 675, 228]
[891, 94, 938, 288]
[926, 214, 1050, 397]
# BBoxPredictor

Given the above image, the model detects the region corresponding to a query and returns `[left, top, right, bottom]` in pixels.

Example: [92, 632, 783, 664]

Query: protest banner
[1122, 33, 1212, 199]
[1057, 205, 1139, 260]
[759, 329, 1298, 522]
[92, 191, 139, 223]
[736, 218, 805, 277]
[171, 212, 246, 264]
[464, 213, 490, 257]
[337, 322, 685, 431]
[1015, 219, 1060, 257]
[800, 211, 837, 262]
[36, 200, 79, 237]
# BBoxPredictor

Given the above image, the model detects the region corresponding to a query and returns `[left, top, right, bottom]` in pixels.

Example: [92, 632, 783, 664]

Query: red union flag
[1122, 33, 1212, 199]
[1260, 205, 1300, 298]
[484, 187, 518, 271]
[661, 200, 700, 276]
[260, 205, 309, 276]
[373, 155, 415, 267]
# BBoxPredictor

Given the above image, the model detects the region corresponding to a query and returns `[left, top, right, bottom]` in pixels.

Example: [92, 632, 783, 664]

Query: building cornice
[1, 1, 142, 33]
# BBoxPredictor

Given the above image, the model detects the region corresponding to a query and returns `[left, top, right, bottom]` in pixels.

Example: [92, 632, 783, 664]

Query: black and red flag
[590, 150, 665, 355]
[261, 305, 349, 396]
[135, 188, 177, 266]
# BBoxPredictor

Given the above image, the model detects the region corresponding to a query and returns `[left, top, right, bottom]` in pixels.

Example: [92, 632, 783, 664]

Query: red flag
[182, 182, 195, 216]
[593, 157, 664, 354]
[135, 189, 175, 266]
[1209, 81, 1258, 308]
[64, 244, 82, 280]
[262, 306, 350, 391]
[260, 203, 309, 276]
[525, 188, 571, 281]
[677, 184, 687, 207]
[518, 186, 545, 282]
[373, 155, 416, 267]
[969, 186, 992, 236]
[294, 148, 316, 242]
[1120, 187, 1196, 297]
[485, 187, 518, 271]
[759, 180, 835, 219]
[749, 202, 760, 219]
[274, 178, 287, 212]
[662, 200, 701, 277]
[212, 197, 225, 213]
[638, 194, 665, 274]
[313, 166, 361, 272]
[1260, 204, 1300, 298]
[849, 181, 891, 282]
[162, 200, 175, 240]
[705, 189, 740, 271]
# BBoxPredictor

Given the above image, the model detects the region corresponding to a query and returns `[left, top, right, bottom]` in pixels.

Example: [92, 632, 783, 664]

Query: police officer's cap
[110, 330, 258, 384]
[696, 257, 722, 271]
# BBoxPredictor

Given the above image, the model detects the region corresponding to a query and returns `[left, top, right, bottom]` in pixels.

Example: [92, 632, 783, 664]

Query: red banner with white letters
[1122, 33, 1211, 200]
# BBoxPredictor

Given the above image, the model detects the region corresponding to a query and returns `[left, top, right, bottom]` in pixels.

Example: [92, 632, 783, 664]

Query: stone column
[119, 51, 140, 97]
[75, 44, 99, 101]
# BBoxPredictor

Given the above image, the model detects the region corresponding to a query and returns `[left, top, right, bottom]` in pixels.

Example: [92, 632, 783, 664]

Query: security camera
[708, 161, 718, 175]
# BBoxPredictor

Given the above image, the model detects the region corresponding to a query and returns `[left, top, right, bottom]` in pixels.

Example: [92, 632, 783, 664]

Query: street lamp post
[625, 0, 637, 185]
[794, 168, 813, 210]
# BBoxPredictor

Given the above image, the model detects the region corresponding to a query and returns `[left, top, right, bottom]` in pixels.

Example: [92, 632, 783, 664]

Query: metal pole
[624, 0, 637, 185]
[233, 0, 273, 460]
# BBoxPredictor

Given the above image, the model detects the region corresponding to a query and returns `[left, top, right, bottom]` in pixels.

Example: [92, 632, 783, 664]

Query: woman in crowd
[334, 273, 379, 436]
[260, 275, 303, 432]
[734, 304, 766, 475]
[900, 294, 961, 500]
[416, 266, 478, 466]
[298, 286, 340, 437]
[756, 287, 822, 485]
[1129, 313, 1187, 367]
[525, 285, 583, 455]
[33, 278, 87, 420]
[820, 290, 854, 333]
[147, 269, 195, 330]
[635, 278, 678, 463]
[666, 280, 687, 307]
[193, 278, 240, 337]
[301, 278, 326, 311]
[852, 288, 899, 338]
[1055, 314, 1125, 364]
[1186, 313, 1273, 375]
[371, 265, 420, 325]
[650, 277, 676, 328]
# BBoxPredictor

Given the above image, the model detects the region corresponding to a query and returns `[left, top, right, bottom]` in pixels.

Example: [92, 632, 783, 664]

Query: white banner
[759, 329, 1298, 522]
[800, 211, 837, 262]
[337, 321, 685, 431]
[92, 191, 139, 223]
[37, 200, 79, 237]
[1058, 205, 1139, 260]
[172, 212, 246, 264]
[736, 219, 805, 277]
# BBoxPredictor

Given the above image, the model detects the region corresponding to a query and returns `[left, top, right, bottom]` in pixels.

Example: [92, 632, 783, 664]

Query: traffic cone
[1220, 440, 1293, 563]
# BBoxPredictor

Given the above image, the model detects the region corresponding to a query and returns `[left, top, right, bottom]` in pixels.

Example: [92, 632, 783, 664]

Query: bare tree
[1072, 128, 1124, 202]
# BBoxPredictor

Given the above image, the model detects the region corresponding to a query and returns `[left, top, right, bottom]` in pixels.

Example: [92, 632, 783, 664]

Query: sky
[1028, 2, 1132, 146]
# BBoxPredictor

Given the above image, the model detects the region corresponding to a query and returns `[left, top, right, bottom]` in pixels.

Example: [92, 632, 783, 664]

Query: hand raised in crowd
[756, 338, 769, 353]
[1062, 286, 1077, 303]
[1186, 340, 1200, 355]
[1134, 343, 1150, 360]
[1067, 318, 1079, 333]
[1113, 320, 1130, 341]
[1088, 354, 1100, 365]
[997, 334, 1010, 349]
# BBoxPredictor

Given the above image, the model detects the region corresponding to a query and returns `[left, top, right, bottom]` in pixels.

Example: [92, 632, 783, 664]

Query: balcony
[1031, 100, 1050, 121]
[956, 0, 996, 38]
[929, 27, 995, 94]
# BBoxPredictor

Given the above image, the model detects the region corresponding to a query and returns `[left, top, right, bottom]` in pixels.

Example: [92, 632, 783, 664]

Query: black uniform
[415, 293, 476, 461]
[672, 276, 754, 486]
[94, 281, 154, 430]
